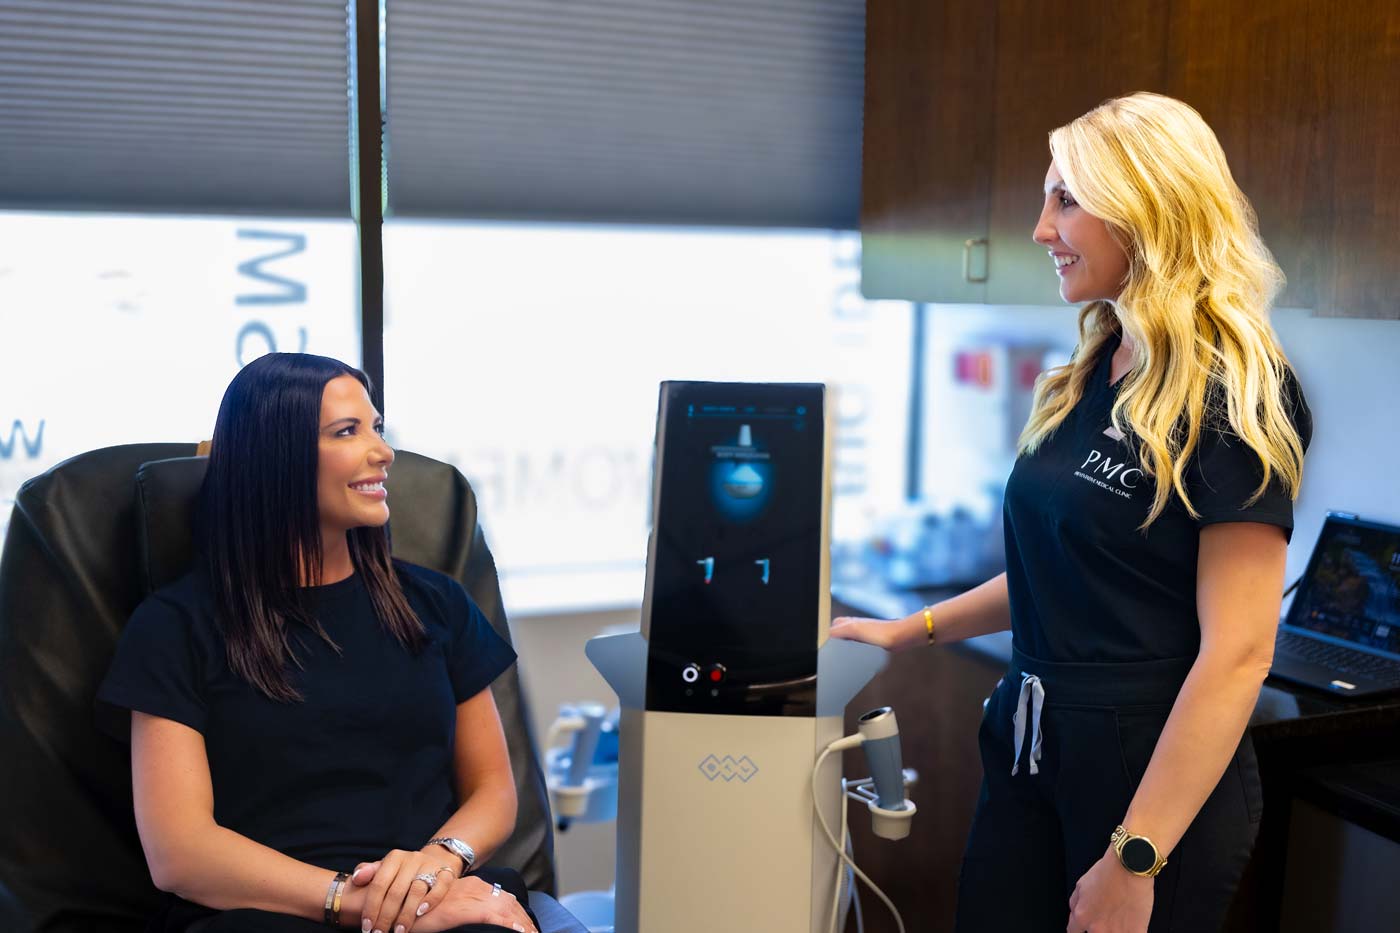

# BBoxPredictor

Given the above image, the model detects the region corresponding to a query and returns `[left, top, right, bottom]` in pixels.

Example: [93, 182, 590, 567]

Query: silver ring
[414, 873, 437, 890]
[491, 882, 502, 897]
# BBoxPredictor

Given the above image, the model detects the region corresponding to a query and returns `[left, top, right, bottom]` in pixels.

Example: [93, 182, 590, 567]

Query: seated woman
[98, 353, 540, 933]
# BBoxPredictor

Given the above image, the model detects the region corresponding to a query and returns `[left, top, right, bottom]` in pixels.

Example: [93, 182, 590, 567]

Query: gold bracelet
[923, 606, 936, 646]
[324, 871, 349, 926]
[331, 874, 348, 926]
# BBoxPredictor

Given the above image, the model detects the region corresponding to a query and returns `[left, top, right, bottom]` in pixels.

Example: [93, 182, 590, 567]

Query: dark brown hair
[198, 352, 424, 701]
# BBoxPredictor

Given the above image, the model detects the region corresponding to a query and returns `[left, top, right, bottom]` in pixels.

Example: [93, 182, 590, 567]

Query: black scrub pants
[956, 648, 1262, 933]
[151, 867, 537, 933]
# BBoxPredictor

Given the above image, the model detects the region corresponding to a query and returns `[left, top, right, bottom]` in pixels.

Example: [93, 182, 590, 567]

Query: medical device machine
[587, 382, 915, 933]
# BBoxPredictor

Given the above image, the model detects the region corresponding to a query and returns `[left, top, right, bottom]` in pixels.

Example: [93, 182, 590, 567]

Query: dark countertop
[1293, 758, 1400, 845]
[833, 580, 1400, 841]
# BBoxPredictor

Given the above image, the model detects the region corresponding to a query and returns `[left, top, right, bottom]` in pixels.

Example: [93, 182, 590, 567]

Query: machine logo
[698, 754, 759, 783]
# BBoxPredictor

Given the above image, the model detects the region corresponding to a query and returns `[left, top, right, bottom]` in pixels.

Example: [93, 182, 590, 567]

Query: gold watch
[1110, 824, 1167, 877]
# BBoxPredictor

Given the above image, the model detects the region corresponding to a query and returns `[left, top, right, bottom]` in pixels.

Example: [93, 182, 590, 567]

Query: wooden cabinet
[859, 1, 996, 304]
[1165, 0, 1400, 316]
[861, 0, 1400, 319]
[984, 0, 1170, 306]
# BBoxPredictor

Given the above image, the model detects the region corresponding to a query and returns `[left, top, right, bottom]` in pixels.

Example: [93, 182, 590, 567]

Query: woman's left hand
[1065, 845, 1154, 933]
[829, 614, 923, 652]
[351, 849, 459, 932]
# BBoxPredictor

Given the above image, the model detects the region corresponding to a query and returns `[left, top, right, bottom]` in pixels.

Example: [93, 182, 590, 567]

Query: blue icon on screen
[709, 423, 772, 523]
[723, 463, 764, 499]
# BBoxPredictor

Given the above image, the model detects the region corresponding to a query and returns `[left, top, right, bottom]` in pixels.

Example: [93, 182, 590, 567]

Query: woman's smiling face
[316, 374, 394, 537]
[1032, 160, 1130, 304]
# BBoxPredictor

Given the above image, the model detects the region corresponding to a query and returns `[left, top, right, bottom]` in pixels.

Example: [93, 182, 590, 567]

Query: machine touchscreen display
[645, 382, 825, 716]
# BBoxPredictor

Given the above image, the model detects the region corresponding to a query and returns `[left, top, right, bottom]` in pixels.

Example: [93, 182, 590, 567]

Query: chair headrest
[135, 456, 207, 594]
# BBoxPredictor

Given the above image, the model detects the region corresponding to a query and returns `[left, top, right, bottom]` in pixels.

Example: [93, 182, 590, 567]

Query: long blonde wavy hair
[1018, 92, 1306, 530]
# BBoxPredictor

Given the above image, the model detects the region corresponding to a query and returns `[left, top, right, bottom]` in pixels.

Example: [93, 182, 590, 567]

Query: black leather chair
[0, 444, 586, 933]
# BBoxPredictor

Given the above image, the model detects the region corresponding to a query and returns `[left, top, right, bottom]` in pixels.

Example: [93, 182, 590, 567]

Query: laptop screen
[1287, 514, 1400, 656]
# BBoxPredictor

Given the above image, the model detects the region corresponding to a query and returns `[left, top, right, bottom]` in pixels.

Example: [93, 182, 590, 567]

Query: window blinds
[385, 0, 865, 228]
[0, 1, 865, 227]
[0, 0, 353, 215]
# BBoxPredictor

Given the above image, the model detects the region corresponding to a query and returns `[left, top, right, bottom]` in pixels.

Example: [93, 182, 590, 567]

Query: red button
[707, 663, 726, 684]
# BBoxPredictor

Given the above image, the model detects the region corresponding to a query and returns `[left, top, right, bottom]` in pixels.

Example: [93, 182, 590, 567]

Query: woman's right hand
[350, 850, 460, 933]
[829, 613, 924, 652]
[411, 876, 538, 933]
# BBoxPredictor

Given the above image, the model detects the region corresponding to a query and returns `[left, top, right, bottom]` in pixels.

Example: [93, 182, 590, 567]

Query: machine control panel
[676, 661, 730, 697]
[644, 382, 824, 717]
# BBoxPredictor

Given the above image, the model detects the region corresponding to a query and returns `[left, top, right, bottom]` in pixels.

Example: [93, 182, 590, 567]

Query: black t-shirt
[1003, 336, 1312, 663]
[97, 561, 517, 871]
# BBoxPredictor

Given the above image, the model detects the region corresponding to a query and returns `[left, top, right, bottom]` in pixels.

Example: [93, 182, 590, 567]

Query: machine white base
[612, 708, 845, 933]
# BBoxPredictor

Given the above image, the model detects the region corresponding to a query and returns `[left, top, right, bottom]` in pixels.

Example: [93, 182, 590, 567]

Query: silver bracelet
[426, 836, 476, 876]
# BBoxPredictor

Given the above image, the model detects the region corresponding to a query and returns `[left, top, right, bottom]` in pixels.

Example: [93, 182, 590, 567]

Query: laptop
[1269, 512, 1400, 698]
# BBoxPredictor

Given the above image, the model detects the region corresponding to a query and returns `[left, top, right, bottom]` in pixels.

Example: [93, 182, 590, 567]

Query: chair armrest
[527, 890, 591, 933]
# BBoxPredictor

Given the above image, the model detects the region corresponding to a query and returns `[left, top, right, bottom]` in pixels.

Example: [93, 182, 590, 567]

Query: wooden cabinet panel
[1166, 1, 1329, 313]
[985, 0, 1170, 307]
[1323, 3, 1400, 318]
[859, 0, 997, 303]
[1167, 0, 1400, 319]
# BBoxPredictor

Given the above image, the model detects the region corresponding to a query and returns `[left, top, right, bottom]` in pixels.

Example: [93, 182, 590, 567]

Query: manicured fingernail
[396, 926, 405, 933]
[417, 902, 430, 916]
[512, 925, 525, 932]
[361, 922, 370, 933]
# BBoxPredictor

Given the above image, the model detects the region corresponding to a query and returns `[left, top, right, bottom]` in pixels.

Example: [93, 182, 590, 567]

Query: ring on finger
[492, 882, 502, 897]
[414, 873, 437, 890]
[434, 866, 455, 879]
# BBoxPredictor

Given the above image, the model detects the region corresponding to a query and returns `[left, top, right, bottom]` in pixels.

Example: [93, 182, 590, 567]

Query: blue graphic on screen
[708, 423, 774, 523]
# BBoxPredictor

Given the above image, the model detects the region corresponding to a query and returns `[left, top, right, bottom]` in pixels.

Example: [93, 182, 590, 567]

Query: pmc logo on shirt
[1074, 449, 1143, 499]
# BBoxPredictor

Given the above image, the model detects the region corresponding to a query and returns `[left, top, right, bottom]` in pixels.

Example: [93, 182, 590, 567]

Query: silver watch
[427, 836, 476, 876]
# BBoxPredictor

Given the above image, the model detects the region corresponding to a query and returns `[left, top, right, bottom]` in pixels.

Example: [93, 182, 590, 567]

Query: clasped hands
[339, 847, 538, 933]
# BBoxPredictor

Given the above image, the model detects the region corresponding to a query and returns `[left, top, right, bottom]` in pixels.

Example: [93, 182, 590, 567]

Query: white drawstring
[1011, 673, 1045, 776]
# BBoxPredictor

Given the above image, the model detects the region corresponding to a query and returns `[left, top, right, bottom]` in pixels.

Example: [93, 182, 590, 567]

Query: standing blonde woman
[832, 92, 1310, 933]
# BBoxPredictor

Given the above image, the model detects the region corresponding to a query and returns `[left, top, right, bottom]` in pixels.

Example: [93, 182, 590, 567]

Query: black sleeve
[95, 595, 209, 741]
[1187, 371, 1312, 543]
[444, 582, 518, 703]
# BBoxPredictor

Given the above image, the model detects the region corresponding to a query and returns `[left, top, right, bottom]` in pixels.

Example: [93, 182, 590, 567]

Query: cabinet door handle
[963, 237, 989, 283]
